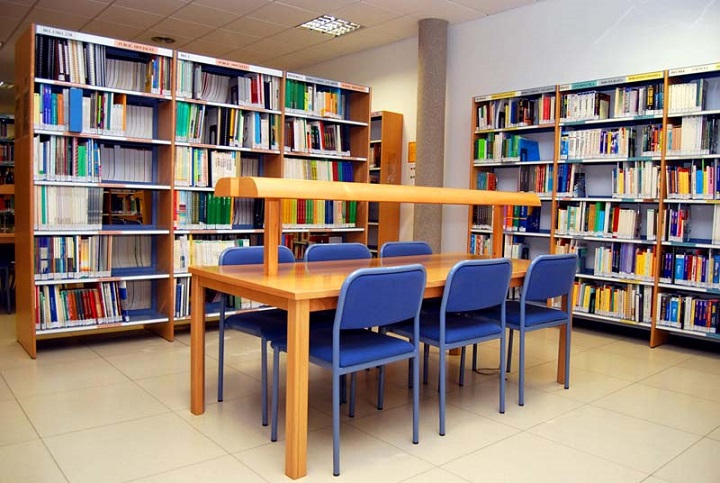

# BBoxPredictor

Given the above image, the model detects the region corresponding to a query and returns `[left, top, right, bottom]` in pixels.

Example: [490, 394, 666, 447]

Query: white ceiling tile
[197, 28, 261, 49]
[0, 17, 20, 45]
[81, 20, 145, 41]
[4, 0, 41, 4]
[222, 16, 286, 37]
[132, 30, 193, 47]
[452, 0, 536, 15]
[373, 15, 420, 39]
[223, 47, 271, 65]
[97, 5, 165, 29]
[243, 36, 299, 57]
[35, 0, 109, 18]
[180, 39, 234, 57]
[189, 0, 270, 16]
[360, 0, 439, 16]
[246, 2, 317, 28]
[268, 26, 333, 48]
[328, 2, 402, 27]
[171, 4, 240, 27]
[25, 7, 94, 30]
[149, 18, 215, 39]
[274, 0, 359, 15]
[410, 1, 486, 24]
[0, 1, 33, 19]
[113, 0, 189, 16]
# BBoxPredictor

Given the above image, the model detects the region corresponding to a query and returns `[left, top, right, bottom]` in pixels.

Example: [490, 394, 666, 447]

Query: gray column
[413, 18, 448, 253]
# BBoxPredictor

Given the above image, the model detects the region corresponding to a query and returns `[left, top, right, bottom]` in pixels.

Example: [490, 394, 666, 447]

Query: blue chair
[304, 242, 372, 262]
[379, 241, 432, 258]
[505, 254, 578, 406]
[389, 258, 512, 435]
[271, 264, 426, 476]
[217, 245, 295, 427]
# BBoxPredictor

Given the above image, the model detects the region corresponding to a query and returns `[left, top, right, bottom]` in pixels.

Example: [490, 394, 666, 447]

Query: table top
[189, 253, 530, 302]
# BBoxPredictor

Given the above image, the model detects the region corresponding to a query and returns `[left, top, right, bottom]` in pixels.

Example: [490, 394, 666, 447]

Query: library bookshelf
[469, 63, 720, 347]
[368, 110, 402, 255]
[14, 24, 373, 357]
[0, 114, 14, 243]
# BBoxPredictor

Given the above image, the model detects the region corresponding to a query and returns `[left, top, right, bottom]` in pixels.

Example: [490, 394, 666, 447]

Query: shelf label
[627, 71, 664, 82]
[114, 39, 160, 55]
[670, 62, 720, 76]
[560, 80, 598, 91]
[286, 72, 369, 92]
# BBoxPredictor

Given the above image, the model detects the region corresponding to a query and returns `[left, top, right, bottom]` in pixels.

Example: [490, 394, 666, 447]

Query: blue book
[118, 280, 129, 322]
[519, 138, 540, 161]
[674, 254, 685, 283]
[68, 87, 84, 133]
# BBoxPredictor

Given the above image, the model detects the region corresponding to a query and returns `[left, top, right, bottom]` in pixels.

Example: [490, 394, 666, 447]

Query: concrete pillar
[413, 18, 448, 253]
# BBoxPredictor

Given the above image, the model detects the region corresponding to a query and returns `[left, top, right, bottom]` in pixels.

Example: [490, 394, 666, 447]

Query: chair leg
[271, 347, 280, 442]
[506, 329, 514, 373]
[439, 346, 446, 436]
[423, 343, 430, 385]
[217, 320, 225, 402]
[459, 346, 466, 387]
[333, 373, 341, 476]
[472, 343, 478, 372]
[499, 333, 506, 414]
[349, 373, 357, 418]
[564, 323, 571, 390]
[407, 359, 413, 389]
[340, 374, 347, 404]
[261, 337, 269, 426]
[412, 354, 419, 445]
[378, 365, 385, 410]
[518, 330, 525, 406]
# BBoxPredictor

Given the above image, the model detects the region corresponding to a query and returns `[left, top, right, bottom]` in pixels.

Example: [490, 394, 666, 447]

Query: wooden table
[190, 253, 536, 479]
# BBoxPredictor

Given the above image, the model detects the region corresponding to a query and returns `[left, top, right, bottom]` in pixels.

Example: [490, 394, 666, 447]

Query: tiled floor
[1, 314, 719, 483]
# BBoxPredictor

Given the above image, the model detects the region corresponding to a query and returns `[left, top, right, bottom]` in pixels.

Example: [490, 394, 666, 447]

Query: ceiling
[0, 0, 541, 107]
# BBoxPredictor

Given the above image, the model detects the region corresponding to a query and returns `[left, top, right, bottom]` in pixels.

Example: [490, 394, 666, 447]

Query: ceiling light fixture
[0, 81, 14, 90]
[151, 35, 175, 44]
[298, 15, 362, 37]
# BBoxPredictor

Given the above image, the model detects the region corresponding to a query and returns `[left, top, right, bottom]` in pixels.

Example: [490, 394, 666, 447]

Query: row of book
[469, 232, 492, 255]
[556, 202, 650, 239]
[665, 206, 690, 242]
[476, 95, 556, 130]
[0, 119, 14, 139]
[573, 281, 653, 324]
[659, 251, 720, 288]
[35, 33, 171, 94]
[560, 91, 610, 121]
[173, 236, 252, 273]
[472, 205, 493, 230]
[284, 118, 352, 156]
[174, 192, 239, 229]
[474, 134, 541, 162]
[175, 60, 280, 110]
[280, 199, 358, 229]
[667, 79, 708, 113]
[503, 235, 530, 259]
[476, 172, 497, 191]
[34, 186, 103, 230]
[173, 276, 263, 318]
[504, 205, 541, 232]
[593, 244, 656, 281]
[34, 235, 111, 280]
[612, 161, 660, 198]
[33, 136, 154, 183]
[613, 83, 664, 117]
[174, 148, 256, 188]
[285, 79, 348, 119]
[656, 293, 719, 334]
[283, 159, 355, 184]
[0, 144, 13, 163]
[560, 126, 642, 160]
[666, 116, 719, 154]
[518, 164, 553, 194]
[35, 280, 131, 331]
[665, 163, 719, 199]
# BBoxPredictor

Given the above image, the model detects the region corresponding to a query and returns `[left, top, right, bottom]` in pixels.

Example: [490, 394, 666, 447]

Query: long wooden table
[190, 254, 535, 478]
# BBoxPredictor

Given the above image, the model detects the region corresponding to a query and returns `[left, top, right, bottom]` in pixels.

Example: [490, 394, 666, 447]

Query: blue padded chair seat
[504, 302, 569, 328]
[394, 312, 503, 345]
[224, 309, 288, 340]
[275, 328, 415, 369]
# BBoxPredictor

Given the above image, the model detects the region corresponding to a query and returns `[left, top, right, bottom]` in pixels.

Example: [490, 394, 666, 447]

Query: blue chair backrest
[443, 258, 512, 313]
[523, 254, 578, 302]
[335, 264, 427, 331]
[304, 242, 371, 262]
[219, 245, 295, 266]
[379, 241, 433, 258]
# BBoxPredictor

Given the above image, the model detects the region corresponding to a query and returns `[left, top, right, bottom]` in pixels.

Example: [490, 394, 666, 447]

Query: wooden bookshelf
[469, 62, 720, 347]
[368, 111, 402, 255]
[0, 115, 14, 242]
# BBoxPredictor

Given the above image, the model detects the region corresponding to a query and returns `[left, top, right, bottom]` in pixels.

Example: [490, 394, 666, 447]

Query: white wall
[304, 0, 720, 250]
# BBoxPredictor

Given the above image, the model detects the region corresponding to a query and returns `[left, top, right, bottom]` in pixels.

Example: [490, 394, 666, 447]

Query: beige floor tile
[675, 353, 720, 376]
[131, 455, 266, 483]
[594, 339, 693, 365]
[655, 438, 720, 483]
[442, 432, 647, 483]
[104, 344, 192, 380]
[571, 327, 620, 348]
[86, 333, 179, 357]
[641, 366, 720, 402]
[529, 405, 699, 474]
[18, 381, 169, 437]
[522, 360, 633, 402]
[640, 477, 671, 483]
[708, 425, 720, 440]
[400, 467, 471, 483]
[447, 378, 585, 430]
[593, 383, 720, 435]
[235, 424, 433, 482]
[570, 349, 675, 382]
[0, 399, 39, 445]
[0, 342, 99, 371]
[0, 374, 14, 401]
[1, 357, 128, 398]
[0, 439, 68, 483]
[44, 413, 225, 483]
[347, 398, 519, 465]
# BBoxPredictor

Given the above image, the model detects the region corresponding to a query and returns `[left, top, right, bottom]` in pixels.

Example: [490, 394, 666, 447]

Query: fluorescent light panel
[298, 15, 361, 37]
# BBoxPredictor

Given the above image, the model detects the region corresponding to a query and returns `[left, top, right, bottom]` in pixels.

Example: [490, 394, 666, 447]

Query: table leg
[190, 275, 206, 415]
[285, 299, 310, 479]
